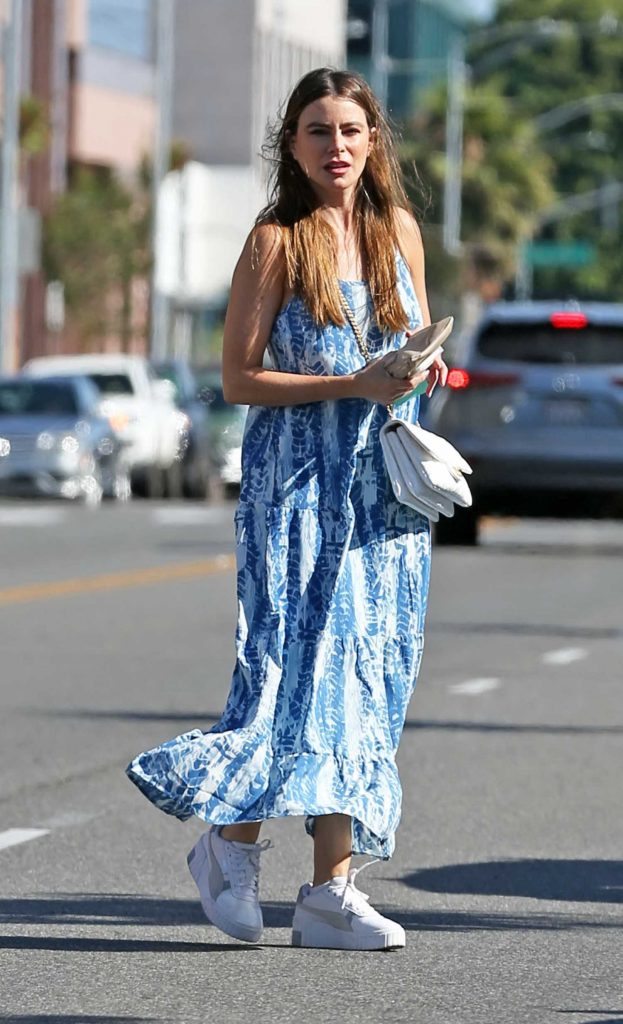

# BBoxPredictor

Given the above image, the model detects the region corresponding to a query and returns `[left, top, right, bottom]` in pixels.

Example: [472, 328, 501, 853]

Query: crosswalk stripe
[0, 507, 65, 525]
[449, 678, 500, 696]
[0, 828, 50, 851]
[542, 647, 588, 666]
[152, 506, 230, 526]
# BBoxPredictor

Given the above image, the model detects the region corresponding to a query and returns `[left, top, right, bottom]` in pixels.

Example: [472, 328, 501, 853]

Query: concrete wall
[173, 0, 255, 166]
[70, 80, 155, 170]
[172, 0, 346, 168]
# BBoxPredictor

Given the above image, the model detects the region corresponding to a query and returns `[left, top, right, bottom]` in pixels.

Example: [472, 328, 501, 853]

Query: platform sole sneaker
[291, 876, 406, 951]
[187, 828, 265, 943]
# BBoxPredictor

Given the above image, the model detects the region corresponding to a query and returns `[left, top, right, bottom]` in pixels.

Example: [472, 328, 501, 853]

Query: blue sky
[469, 0, 496, 18]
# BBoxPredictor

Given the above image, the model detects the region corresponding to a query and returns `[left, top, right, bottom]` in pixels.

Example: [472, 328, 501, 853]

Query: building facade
[164, 0, 346, 345]
[348, 0, 474, 120]
[2, 0, 345, 363]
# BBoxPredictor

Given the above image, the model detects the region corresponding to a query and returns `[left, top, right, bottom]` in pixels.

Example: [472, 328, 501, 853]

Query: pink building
[6, 0, 158, 363]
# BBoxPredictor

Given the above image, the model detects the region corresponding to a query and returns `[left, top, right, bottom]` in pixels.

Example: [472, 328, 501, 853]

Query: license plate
[542, 399, 589, 425]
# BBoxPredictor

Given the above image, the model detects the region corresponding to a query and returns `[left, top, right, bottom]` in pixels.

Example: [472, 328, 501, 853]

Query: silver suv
[424, 301, 623, 544]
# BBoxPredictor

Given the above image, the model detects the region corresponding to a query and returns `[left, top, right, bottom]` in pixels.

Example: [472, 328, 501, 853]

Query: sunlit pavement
[0, 500, 621, 1024]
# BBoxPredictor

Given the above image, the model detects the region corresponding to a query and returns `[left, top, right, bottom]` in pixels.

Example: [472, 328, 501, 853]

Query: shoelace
[336, 858, 380, 912]
[225, 838, 273, 897]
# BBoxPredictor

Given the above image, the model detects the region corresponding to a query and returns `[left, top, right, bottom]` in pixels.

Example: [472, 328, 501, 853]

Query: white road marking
[449, 678, 500, 696]
[0, 507, 65, 526]
[40, 810, 98, 829]
[0, 827, 50, 851]
[152, 506, 230, 526]
[542, 647, 588, 666]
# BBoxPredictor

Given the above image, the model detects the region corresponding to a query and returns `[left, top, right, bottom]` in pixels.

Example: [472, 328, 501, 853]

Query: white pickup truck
[22, 354, 186, 497]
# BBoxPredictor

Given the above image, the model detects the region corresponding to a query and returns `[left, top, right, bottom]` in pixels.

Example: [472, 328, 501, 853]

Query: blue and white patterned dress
[126, 254, 431, 859]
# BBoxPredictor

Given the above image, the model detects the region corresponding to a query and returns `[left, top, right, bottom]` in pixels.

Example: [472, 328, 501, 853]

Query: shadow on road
[0, 891, 619, 941]
[430, 620, 623, 640]
[402, 858, 623, 904]
[34, 708, 623, 735]
[0, 934, 255, 954]
[0, 1018, 165, 1023]
[402, 719, 623, 735]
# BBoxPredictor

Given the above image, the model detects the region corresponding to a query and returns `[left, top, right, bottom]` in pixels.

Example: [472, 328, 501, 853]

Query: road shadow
[0, 893, 294, 930]
[429, 620, 623, 640]
[34, 709, 623, 735]
[555, 1014, 623, 1022]
[402, 719, 623, 735]
[0, 934, 258, 954]
[0, 1018, 166, 1023]
[402, 859, 623, 905]
[0, 893, 618, 940]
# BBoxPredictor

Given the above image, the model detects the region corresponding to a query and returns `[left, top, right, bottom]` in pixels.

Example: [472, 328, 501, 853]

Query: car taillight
[447, 368, 470, 389]
[550, 312, 588, 329]
[447, 369, 519, 389]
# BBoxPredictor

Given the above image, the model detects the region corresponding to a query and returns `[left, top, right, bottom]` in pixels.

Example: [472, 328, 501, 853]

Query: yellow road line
[0, 554, 236, 607]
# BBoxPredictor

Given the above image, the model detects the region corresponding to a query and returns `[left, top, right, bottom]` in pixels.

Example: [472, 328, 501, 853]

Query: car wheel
[435, 507, 479, 546]
[111, 465, 132, 502]
[132, 466, 165, 499]
[183, 462, 211, 501]
[82, 467, 104, 509]
[163, 461, 184, 500]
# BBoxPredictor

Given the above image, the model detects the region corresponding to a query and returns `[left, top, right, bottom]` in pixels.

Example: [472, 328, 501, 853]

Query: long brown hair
[257, 68, 412, 332]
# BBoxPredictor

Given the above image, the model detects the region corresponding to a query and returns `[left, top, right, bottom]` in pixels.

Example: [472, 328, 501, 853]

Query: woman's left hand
[426, 352, 449, 397]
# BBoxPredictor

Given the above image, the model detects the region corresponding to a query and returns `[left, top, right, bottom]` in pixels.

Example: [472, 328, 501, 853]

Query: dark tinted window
[0, 381, 78, 416]
[88, 373, 134, 394]
[478, 323, 623, 365]
[198, 383, 228, 411]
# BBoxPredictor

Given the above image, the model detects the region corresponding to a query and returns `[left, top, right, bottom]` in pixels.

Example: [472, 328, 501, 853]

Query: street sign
[523, 241, 597, 267]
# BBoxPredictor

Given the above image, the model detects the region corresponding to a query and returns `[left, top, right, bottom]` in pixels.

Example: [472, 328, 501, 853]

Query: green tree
[43, 167, 150, 351]
[473, 0, 623, 298]
[401, 83, 555, 305]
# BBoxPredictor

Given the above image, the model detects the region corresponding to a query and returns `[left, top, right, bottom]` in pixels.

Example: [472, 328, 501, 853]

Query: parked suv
[23, 354, 184, 497]
[425, 301, 623, 544]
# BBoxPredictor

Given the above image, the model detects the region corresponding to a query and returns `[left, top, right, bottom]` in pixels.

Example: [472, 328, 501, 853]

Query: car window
[478, 323, 623, 365]
[87, 373, 135, 395]
[0, 381, 78, 416]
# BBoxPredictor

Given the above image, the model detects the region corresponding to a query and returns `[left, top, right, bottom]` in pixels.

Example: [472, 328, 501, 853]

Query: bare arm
[222, 224, 426, 408]
[395, 208, 448, 394]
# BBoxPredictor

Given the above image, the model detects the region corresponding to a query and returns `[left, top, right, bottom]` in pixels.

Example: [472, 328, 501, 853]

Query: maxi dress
[126, 254, 432, 859]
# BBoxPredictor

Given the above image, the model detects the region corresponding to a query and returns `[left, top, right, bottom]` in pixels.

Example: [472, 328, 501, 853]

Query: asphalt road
[0, 499, 621, 1024]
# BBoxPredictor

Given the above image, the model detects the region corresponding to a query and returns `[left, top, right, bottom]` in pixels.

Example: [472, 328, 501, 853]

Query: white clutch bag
[382, 316, 454, 378]
[380, 418, 473, 522]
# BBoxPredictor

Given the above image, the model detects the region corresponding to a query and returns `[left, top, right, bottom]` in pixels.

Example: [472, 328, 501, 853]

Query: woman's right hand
[350, 356, 428, 405]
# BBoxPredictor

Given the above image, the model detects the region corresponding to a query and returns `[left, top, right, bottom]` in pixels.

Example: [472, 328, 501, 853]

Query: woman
[127, 67, 447, 951]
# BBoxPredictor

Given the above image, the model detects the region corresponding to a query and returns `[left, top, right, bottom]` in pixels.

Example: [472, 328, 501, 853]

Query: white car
[22, 354, 187, 497]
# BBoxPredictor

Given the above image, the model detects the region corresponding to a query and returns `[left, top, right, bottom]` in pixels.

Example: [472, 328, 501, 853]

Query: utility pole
[370, 0, 389, 111]
[443, 36, 466, 256]
[0, 0, 24, 372]
[149, 0, 175, 361]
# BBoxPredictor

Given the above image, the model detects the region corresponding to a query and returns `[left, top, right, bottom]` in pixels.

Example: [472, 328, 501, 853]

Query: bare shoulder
[393, 206, 431, 323]
[236, 221, 286, 281]
[394, 206, 424, 258]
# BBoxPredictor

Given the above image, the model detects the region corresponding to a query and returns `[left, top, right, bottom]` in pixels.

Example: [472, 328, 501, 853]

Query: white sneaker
[187, 826, 271, 943]
[291, 866, 406, 950]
